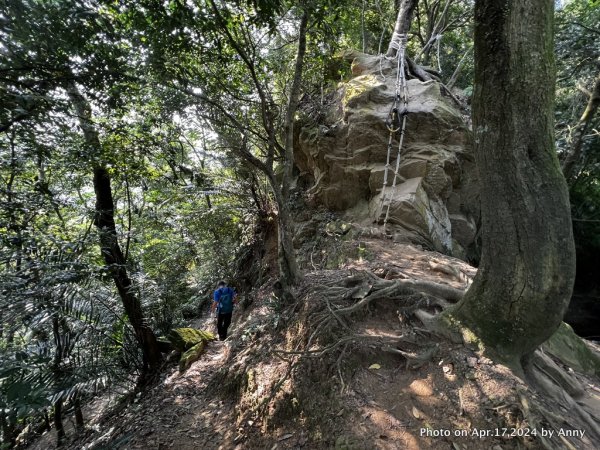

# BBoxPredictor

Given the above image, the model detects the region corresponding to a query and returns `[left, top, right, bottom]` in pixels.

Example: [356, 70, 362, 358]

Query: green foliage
[555, 0, 600, 285]
[411, 0, 474, 86]
[1, 0, 255, 441]
[555, 0, 600, 157]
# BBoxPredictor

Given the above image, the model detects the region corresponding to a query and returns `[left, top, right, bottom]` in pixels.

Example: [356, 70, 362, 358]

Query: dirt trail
[97, 317, 241, 450]
[26, 313, 241, 450]
[26, 239, 600, 450]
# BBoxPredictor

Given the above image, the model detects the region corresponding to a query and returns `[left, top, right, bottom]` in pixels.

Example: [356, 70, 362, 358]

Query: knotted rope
[379, 34, 409, 226]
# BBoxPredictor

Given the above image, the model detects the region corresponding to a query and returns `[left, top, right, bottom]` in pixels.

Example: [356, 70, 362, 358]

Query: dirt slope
[26, 238, 600, 450]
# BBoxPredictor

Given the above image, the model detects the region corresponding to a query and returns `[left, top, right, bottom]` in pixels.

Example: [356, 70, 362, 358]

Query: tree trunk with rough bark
[66, 81, 162, 373]
[52, 316, 65, 446]
[91, 166, 162, 372]
[442, 0, 575, 364]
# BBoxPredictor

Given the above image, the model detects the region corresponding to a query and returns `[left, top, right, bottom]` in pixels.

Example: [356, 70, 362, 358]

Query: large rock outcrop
[295, 52, 479, 258]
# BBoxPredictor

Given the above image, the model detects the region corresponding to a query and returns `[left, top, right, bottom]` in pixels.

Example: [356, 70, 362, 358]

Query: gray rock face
[295, 52, 479, 257]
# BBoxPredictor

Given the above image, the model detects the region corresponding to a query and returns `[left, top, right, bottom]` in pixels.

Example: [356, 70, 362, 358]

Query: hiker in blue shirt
[211, 280, 238, 341]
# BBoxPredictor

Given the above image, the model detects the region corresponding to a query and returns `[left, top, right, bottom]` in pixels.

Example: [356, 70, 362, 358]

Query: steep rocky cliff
[295, 52, 479, 259]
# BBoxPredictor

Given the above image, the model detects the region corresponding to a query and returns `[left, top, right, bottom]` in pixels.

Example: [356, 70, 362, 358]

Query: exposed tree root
[413, 297, 600, 450]
[381, 343, 439, 369]
[527, 351, 585, 399]
[521, 350, 600, 448]
[268, 269, 467, 383]
[427, 259, 462, 280]
[406, 55, 439, 82]
[319, 270, 464, 316]
[237, 268, 600, 450]
[519, 383, 600, 450]
[414, 308, 463, 344]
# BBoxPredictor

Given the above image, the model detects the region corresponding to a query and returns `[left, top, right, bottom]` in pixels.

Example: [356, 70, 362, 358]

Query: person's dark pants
[217, 312, 233, 340]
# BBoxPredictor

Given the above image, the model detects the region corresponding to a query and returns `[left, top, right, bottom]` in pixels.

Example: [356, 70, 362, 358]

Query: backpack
[217, 287, 234, 314]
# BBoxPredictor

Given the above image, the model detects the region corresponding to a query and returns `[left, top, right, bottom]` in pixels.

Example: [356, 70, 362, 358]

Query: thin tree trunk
[446, 44, 473, 89]
[92, 167, 162, 372]
[43, 411, 51, 432]
[6, 132, 22, 275]
[54, 399, 65, 446]
[443, 0, 575, 364]
[66, 81, 162, 373]
[74, 398, 84, 429]
[386, 0, 418, 57]
[418, 0, 452, 64]
[1, 413, 16, 448]
[561, 72, 600, 182]
[278, 9, 308, 287]
[199, 159, 212, 209]
[52, 316, 65, 446]
[361, 0, 366, 52]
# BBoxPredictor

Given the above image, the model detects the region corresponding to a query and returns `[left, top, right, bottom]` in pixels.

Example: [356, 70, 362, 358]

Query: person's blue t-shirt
[214, 287, 236, 314]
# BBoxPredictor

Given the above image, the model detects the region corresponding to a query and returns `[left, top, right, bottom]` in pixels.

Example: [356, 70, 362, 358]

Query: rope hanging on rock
[379, 34, 409, 226]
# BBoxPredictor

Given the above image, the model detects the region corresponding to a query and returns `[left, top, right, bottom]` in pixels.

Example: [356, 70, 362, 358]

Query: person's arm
[211, 290, 220, 313]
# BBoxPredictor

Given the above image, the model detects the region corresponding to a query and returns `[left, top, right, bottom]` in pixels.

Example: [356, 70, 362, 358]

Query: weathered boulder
[168, 328, 215, 373]
[542, 323, 600, 376]
[295, 52, 479, 256]
[368, 177, 452, 252]
[179, 341, 207, 373]
[168, 328, 215, 352]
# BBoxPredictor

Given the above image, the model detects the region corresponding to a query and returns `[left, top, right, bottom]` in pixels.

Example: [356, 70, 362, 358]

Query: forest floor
[25, 238, 600, 450]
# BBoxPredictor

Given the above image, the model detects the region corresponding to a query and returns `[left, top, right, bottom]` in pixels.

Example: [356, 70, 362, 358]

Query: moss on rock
[342, 74, 380, 108]
[167, 328, 215, 372]
[179, 341, 207, 372]
[542, 322, 600, 376]
[168, 327, 215, 352]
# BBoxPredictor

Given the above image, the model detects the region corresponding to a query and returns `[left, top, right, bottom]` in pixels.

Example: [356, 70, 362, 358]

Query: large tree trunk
[443, 0, 575, 364]
[386, 0, 418, 57]
[66, 82, 162, 373]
